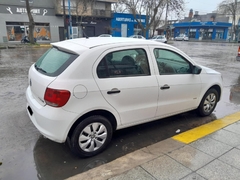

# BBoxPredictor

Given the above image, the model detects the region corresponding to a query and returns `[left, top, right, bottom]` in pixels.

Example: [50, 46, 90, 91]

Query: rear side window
[97, 48, 150, 78]
[35, 47, 78, 77]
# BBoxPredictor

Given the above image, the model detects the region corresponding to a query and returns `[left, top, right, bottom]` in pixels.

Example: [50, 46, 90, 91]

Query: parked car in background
[26, 37, 222, 158]
[149, 35, 167, 43]
[175, 34, 189, 41]
[128, 35, 146, 39]
[98, 34, 112, 37]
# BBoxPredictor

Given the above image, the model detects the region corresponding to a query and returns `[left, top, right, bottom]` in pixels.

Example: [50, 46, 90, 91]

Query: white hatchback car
[26, 37, 222, 157]
[128, 35, 146, 39]
[150, 35, 167, 43]
[175, 34, 189, 41]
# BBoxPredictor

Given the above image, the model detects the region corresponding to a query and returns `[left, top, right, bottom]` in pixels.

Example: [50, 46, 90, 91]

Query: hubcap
[79, 122, 107, 152]
[203, 93, 216, 113]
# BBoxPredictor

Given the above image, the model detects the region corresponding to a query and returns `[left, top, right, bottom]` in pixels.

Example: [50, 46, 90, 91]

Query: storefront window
[216, 29, 224, 39]
[34, 26, 51, 41]
[180, 29, 185, 34]
[6, 26, 24, 41]
[6, 22, 51, 41]
[202, 28, 213, 40]
[133, 24, 142, 35]
[189, 29, 196, 38]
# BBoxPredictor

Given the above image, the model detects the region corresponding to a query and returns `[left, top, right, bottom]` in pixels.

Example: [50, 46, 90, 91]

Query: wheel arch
[209, 84, 221, 102]
[67, 110, 117, 139]
[196, 84, 221, 116]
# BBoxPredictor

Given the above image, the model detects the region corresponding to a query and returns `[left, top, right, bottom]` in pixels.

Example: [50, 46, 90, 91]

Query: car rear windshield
[34, 47, 78, 77]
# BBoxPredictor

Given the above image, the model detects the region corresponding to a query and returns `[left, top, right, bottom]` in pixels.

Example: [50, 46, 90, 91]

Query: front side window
[35, 47, 78, 77]
[97, 48, 150, 78]
[154, 49, 191, 75]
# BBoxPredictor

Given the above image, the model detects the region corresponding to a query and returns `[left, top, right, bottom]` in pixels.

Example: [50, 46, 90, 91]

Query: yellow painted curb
[39, 44, 52, 47]
[172, 111, 240, 144]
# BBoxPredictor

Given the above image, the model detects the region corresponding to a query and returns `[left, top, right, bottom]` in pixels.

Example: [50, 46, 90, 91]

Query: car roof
[51, 37, 169, 54]
[98, 34, 112, 37]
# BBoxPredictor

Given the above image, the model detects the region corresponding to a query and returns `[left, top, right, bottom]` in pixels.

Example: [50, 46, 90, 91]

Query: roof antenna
[81, 24, 89, 39]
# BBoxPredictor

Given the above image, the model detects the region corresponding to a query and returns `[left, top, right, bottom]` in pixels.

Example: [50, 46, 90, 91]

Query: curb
[173, 111, 240, 144]
[0, 44, 51, 49]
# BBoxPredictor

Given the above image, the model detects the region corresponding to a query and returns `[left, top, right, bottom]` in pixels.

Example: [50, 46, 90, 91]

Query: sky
[184, 0, 224, 16]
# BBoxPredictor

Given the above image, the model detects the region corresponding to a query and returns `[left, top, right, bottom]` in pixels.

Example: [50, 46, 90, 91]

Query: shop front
[68, 16, 112, 38]
[111, 13, 149, 38]
[0, 4, 63, 43]
[173, 22, 231, 41]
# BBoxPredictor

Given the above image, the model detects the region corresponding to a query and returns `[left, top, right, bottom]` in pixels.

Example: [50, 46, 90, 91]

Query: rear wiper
[35, 65, 47, 73]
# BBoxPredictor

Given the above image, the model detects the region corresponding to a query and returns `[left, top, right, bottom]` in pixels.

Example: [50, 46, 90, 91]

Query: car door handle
[107, 88, 121, 94]
[160, 84, 170, 90]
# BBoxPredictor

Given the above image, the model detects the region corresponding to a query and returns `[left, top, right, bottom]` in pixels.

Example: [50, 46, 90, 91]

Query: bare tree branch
[72, 0, 96, 37]
[120, 0, 184, 38]
[217, 0, 240, 40]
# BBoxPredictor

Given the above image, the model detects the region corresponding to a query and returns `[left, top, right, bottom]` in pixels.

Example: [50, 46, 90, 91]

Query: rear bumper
[26, 86, 78, 143]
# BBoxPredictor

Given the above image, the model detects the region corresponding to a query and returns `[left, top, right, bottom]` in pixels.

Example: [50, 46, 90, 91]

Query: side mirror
[192, 65, 202, 74]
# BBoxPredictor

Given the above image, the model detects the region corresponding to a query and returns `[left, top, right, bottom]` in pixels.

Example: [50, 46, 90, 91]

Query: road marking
[172, 111, 240, 144]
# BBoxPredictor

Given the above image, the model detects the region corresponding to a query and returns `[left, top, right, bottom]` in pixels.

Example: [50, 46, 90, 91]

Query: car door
[94, 47, 159, 126]
[150, 47, 202, 118]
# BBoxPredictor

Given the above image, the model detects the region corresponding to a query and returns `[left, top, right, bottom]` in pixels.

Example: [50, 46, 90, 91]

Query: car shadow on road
[33, 111, 216, 180]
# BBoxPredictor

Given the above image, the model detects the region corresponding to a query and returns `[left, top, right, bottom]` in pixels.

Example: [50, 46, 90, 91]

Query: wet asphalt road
[1, 42, 240, 180]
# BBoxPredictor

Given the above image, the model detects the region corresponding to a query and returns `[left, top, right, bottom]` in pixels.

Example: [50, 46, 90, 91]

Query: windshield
[35, 47, 78, 77]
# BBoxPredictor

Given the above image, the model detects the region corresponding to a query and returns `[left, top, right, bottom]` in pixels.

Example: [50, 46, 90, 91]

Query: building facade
[0, 0, 117, 43]
[54, 0, 117, 40]
[173, 10, 232, 41]
[111, 13, 149, 38]
[0, 0, 62, 43]
[173, 22, 231, 40]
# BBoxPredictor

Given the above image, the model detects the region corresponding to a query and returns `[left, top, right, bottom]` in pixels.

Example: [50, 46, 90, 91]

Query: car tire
[69, 115, 113, 158]
[197, 88, 218, 116]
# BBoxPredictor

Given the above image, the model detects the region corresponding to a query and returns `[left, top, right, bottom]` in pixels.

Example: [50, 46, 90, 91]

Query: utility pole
[68, 0, 72, 39]
[63, 0, 68, 39]
[164, 1, 169, 39]
[235, 0, 237, 41]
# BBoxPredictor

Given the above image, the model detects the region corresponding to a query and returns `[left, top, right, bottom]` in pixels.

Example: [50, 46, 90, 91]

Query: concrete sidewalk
[68, 112, 240, 180]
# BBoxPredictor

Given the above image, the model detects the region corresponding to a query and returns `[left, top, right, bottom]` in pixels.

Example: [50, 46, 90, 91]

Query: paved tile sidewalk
[67, 115, 240, 180]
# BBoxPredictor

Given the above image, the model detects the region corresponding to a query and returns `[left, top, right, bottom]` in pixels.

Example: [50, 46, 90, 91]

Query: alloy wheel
[203, 93, 216, 113]
[79, 122, 107, 152]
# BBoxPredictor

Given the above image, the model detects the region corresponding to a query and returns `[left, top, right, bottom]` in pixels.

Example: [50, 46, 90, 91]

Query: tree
[217, 0, 240, 41]
[149, 6, 165, 37]
[112, 1, 128, 13]
[63, 0, 69, 39]
[164, 0, 185, 39]
[25, 0, 35, 44]
[72, 0, 96, 37]
[119, 0, 184, 38]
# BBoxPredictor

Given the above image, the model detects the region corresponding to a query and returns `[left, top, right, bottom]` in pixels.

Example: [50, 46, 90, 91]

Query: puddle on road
[230, 75, 240, 105]
[0, 68, 15, 78]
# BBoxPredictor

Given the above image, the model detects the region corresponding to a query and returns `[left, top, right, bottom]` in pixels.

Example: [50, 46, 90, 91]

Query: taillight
[44, 88, 71, 107]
